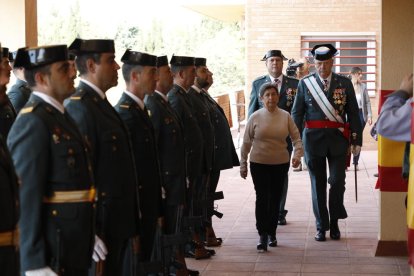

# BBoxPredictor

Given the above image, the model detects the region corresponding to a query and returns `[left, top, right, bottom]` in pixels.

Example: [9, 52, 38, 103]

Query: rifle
[95, 201, 106, 276]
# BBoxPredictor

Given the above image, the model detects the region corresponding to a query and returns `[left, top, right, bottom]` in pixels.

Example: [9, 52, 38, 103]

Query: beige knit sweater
[240, 107, 303, 171]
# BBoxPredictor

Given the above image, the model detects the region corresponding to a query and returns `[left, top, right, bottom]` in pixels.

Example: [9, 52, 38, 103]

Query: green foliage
[38, 1, 245, 96]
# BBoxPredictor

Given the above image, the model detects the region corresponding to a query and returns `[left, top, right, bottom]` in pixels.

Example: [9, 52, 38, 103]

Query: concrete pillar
[376, 0, 414, 257]
[0, 0, 37, 49]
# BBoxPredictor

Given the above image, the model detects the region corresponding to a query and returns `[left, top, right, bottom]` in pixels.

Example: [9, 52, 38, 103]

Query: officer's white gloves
[92, 235, 108, 262]
[351, 145, 361, 156]
[25, 267, 58, 276]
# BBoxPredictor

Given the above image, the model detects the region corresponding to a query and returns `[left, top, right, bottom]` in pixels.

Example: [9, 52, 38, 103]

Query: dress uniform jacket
[65, 82, 138, 240]
[291, 73, 362, 230]
[248, 74, 299, 117]
[145, 92, 186, 206]
[0, 97, 16, 138]
[168, 84, 203, 179]
[115, 92, 162, 219]
[187, 87, 214, 174]
[0, 135, 19, 275]
[7, 94, 94, 272]
[7, 79, 32, 114]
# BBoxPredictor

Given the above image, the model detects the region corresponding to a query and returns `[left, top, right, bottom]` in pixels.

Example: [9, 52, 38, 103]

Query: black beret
[69, 38, 115, 55]
[13, 45, 68, 69]
[261, 50, 288, 61]
[121, 49, 157, 66]
[195, 57, 206, 67]
[170, 55, 195, 66]
[156, 55, 168, 67]
[311, 44, 338, 61]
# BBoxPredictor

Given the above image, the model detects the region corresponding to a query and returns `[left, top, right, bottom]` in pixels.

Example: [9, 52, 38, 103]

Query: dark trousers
[206, 171, 221, 226]
[306, 153, 348, 231]
[353, 109, 366, 165]
[250, 162, 289, 236]
[91, 237, 129, 276]
[279, 148, 292, 217]
[0, 246, 18, 276]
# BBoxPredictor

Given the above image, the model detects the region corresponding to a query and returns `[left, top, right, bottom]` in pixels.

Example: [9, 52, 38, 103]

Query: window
[301, 33, 377, 96]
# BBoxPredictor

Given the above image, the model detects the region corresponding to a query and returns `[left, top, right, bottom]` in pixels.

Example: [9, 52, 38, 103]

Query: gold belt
[0, 229, 19, 247]
[43, 188, 96, 203]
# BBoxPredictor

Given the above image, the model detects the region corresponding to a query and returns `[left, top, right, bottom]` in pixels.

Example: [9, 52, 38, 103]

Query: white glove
[92, 235, 108, 262]
[351, 145, 361, 156]
[25, 267, 58, 276]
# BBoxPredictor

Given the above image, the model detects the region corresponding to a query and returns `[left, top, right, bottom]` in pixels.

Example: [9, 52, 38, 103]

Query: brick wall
[245, 0, 381, 150]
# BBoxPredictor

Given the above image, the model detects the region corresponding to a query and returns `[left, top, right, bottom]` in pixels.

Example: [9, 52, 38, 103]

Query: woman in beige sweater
[240, 82, 303, 252]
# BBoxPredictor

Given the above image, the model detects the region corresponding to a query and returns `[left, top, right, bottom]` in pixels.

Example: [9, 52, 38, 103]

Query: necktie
[274, 79, 280, 85]
[323, 79, 329, 92]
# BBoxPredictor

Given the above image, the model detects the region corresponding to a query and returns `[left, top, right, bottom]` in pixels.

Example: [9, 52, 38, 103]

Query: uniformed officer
[248, 50, 299, 225]
[65, 39, 139, 275]
[7, 45, 95, 276]
[0, 47, 16, 138]
[291, 44, 362, 242]
[0, 44, 20, 276]
[192, 62, 240, 246]
[167, 55, 212, 260]
[7, 49, 32, 114]
[114, 50, 163, 265]
[187, 58, 215, 247]
[145, 56, 199, 276]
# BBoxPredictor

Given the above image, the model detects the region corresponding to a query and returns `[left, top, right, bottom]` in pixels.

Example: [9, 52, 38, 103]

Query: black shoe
[278, 210, 288, 225]
[314, 230, 326, 241]
[268, 235, 277, 247]
[330, 220, 341, 240]
[187, 268, 200, 276]
[257, 235, 268, 252]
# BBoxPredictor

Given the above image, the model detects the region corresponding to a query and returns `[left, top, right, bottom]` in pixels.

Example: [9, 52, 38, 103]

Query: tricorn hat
[1, 47, 9, 59]
[156, 55, 168, 67]
[261, 50, 288, 61]
[195, 57, 206, 67]
[311, 44, 338, 61]
[121, 50, 157, 66]
[13, 45, 68, 69]
[170, 55, 195, 66]
[69, 38, 115, 55]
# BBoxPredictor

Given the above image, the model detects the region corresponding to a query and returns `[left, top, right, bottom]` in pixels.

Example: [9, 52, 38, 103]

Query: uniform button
[101, 192, 106, 197]
[215, 146, 218, 149]
[112, 135, 117, 140]
[145, 138, 149, 142]
[112, 146, 117, 151]
[52, 210, 58, 216]
[68, 148, 74, 155]
[139, 186, 143, 189]
[165, 171, 169, 175]
[172, 129, 176, 133]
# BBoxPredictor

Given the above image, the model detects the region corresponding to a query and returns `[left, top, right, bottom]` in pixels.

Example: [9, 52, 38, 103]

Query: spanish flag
[407, 100, 414, 266]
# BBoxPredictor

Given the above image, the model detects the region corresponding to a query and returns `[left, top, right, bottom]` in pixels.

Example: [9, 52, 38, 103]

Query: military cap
[13, 45, 68, 69]
[69, 38, 115, 55]
[170, 55, 195, 66]
[121, 49, 157, 66]
[195, 57, 206, 67]
[311, 44, 338, 61]
[156, 55, 168, 67]
[261, 50, 288, 61]
[1, 47, 9, 59]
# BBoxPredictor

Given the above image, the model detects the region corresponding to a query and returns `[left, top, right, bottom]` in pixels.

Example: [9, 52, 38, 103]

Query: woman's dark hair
[350, 66, 362, 75]
[259, 82, 279, 97]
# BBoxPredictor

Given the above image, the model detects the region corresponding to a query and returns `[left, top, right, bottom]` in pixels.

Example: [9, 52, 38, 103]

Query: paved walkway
[186, 150, 411, 275]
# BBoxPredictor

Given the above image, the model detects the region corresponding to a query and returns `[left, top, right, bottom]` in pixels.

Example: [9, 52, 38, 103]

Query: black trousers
[0, 246, 18, 276]
[250, 162, 289, 236]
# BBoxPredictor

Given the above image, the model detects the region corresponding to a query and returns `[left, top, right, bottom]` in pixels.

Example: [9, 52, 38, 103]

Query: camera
[286, 58, 304, 78]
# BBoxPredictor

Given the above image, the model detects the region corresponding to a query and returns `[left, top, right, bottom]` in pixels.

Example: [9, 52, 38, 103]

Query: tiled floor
[186, 150, 411, 275]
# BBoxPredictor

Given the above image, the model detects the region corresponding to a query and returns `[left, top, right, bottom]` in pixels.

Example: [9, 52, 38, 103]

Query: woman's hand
[240, 168, 248, 179]
[292, 158, 301, 168]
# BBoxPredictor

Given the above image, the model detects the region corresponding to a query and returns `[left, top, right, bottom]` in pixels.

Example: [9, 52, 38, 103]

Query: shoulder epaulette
[70, 89, 87, 100]
[19, 101, 39, 114]
[119, 104, 130, 109]
[253, 75, 267, 82]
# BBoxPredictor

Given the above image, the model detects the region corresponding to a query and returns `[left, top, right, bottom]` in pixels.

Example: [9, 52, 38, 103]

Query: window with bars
[301, 34, 377, 96]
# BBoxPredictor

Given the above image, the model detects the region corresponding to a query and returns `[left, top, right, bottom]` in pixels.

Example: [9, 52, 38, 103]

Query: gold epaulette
[70, 96, 82, 100]
[120, 104, 130, 109]
[20, 106, 33, 114]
